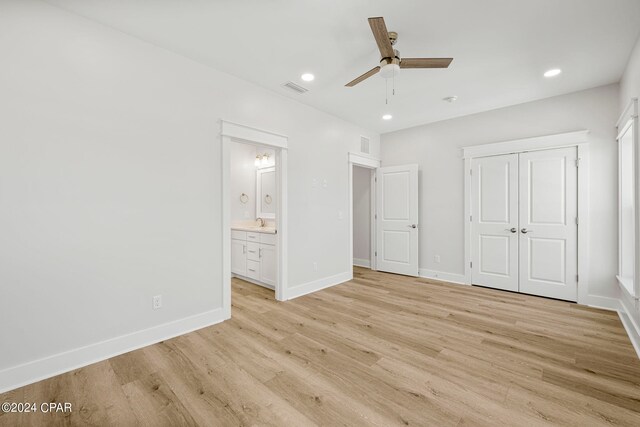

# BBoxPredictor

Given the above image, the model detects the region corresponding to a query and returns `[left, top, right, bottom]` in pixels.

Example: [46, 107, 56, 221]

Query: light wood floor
[2, 267, 640, 426]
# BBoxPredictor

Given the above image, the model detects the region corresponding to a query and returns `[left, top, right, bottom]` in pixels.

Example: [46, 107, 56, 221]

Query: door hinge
[375, 176, 377, 182]
[470, 261, 473, 268]
[575, 158, 580, 168]
[375, 213, 377, 220]
[575, 217, 579, 225]
[375, 251, 377, 257]
[576, 274, 579, 282]
[470, 169, 473, 176]
[470, 215, 473, 222]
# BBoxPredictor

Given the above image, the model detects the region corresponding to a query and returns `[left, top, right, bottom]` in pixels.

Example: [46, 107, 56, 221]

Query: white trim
[419, 269, 467, 285]
[576, 144, 591, 305]
[464, 132, 590, 304]
[221, 121, 288, 304]
[462, 130, 589, 159]
[619, 311, 640, 359]
[353, 258, 371, 268]
[348, 152, 381, 169]
[0, 308, 226, 394]
[581, 294, 622, 312]
[463, 157, 472, 285]
[277, 149, 289, 300]
[286, 271, 352, 300]
[617, 97, 639, 128]
[348, 152, 380, 276]
[620, 291, 640, 340]
[616, 98, 640, 301]
[370, 170, 377, 271]
[221, 120, 288, 149]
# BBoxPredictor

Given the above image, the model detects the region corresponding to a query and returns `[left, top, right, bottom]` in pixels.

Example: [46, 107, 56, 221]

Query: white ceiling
[45, 0, 640, 133]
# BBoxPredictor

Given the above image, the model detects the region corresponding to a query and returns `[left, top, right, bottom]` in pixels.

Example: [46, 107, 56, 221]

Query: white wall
[619, 35, 640, 335]
[381, 84, 620, 301]
[620, 35, 640, 113]
[0, 0, 378, 390]
[352, 166, 371, 266]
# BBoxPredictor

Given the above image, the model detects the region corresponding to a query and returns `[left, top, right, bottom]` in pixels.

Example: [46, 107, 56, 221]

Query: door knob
[521, 228, 532, 234]
[408, 224, 417, 229]
[505, 227, 517, 233]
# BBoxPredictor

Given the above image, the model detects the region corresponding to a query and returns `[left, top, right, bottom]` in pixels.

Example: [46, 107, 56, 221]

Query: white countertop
[231, 225, 277, 234]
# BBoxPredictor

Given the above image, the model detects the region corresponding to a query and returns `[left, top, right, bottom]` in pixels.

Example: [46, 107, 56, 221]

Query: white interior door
[518, 148, 578, 301]
[470, 154, 519, 291]
[376, 164, 419, 276]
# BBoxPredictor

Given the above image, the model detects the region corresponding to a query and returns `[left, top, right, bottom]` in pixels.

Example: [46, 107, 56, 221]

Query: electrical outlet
[322, 179, 328, 188]
[434, 255, 441, 263]
[152, 295, 162, 310]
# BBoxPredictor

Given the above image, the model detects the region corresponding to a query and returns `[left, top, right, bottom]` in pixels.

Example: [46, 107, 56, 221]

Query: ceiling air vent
[360, 136, 370, 154]
[282, 81, 308, 94]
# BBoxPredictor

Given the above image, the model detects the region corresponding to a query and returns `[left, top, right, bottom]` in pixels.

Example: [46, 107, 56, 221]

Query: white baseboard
[419, 269, 467, 285]
[619, 310, 640, 359]
[286, 271, 352, 300]
[0, 307, 228, 394]
[581, 294, 623, 312]
[353, 258, 371, 268]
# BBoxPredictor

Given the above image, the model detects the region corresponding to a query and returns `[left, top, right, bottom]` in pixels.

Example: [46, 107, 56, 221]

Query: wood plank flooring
[2, 267, 640, 426]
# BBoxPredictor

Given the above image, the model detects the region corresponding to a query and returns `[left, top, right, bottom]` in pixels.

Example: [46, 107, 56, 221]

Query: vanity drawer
[246, 242, 260, 261]
[246, 260, 260, 280]
[231, 230, 247, 241]
[260, 233, 277, 246]
[246, 232, 260, 242]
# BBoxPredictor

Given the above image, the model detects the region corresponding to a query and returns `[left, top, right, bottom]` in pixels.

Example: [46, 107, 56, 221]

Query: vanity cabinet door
[259, 244, 277, 287]
[231, 239, 247, 276]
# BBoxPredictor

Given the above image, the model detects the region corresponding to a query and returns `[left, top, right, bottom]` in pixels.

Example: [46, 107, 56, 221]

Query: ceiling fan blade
[345, 66, 381, 87]
[400, 58, 453, 69]
[368, 17, 395, 59]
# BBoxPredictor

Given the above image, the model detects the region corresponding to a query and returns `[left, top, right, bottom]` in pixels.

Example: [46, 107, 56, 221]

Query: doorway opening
[352, 165, 375, 271]
[222, 121, 288, 319]
[348, 152, 379, 277]
[229, 141, 278, 298]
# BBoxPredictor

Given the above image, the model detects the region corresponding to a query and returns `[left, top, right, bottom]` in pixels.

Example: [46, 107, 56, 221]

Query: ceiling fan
[345, 17, 453, 87]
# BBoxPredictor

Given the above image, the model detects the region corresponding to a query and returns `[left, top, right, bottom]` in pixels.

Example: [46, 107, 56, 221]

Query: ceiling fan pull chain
[385, 79, 388, 104]
[393, 72, 395, 96]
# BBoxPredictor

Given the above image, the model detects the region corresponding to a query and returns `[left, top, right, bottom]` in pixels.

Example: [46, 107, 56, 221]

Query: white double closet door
[470, 147, 578, 301]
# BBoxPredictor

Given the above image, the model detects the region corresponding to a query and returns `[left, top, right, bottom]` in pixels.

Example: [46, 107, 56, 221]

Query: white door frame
[221, 120, 288, 315]
[462, 130, 591, 305]
[348, 152, 380, 274]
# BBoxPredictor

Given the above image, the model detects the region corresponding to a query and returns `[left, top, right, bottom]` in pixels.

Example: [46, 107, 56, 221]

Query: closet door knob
[506, 228, 517, 233]
[521, 228, 532, 234]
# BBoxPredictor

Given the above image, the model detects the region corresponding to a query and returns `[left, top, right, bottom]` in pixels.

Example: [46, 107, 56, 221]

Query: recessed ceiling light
[544, 69, 562, 78]
[301, 73, 315, 82]
[382, 114, 393, 120]
[443, 96, 458, 103]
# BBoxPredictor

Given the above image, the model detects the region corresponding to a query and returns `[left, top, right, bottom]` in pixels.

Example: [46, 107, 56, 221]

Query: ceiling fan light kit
[379, 57, 401, 79]
[345, 17, 453, 87]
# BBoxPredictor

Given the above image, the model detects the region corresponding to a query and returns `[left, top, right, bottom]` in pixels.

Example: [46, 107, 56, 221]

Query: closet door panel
[518, 148, 578, 301]
[470, 154, 519, 291]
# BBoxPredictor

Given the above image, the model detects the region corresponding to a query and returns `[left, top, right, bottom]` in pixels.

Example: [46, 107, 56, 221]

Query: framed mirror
[257, 166, 276, 219]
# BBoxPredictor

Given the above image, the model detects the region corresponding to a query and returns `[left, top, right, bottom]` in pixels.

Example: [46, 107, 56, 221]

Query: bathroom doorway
[221, 121, 288, 319]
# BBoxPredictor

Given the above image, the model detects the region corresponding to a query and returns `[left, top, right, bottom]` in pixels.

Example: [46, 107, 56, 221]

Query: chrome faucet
[256, 217, 265, 227]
